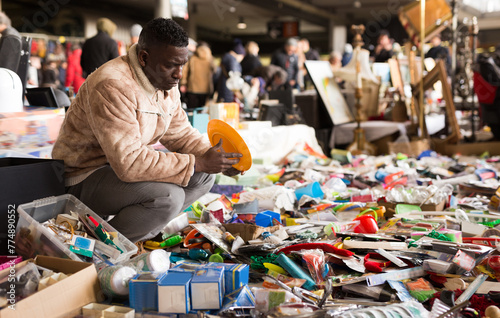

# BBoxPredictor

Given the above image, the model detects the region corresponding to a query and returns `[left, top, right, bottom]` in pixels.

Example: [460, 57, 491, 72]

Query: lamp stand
[346, 25, 376, 156]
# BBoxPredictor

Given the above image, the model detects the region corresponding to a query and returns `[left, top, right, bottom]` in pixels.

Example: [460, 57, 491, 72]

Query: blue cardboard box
[205, 263, 249, 294]
[158, 271, 193, 314]
[190, 267, 224, 310]
[221, 285, 255, 310]
[172, 262, 249, 294]
[129, 273, 159, 312]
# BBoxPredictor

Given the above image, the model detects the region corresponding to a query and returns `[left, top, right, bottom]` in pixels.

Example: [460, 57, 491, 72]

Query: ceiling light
[237, 17, 247, 29]
[354, 0, 361, 8]
[229, 6, 236, 13]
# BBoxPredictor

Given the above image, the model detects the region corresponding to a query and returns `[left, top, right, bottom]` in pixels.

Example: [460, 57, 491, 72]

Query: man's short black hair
[138, 18, 188, 50]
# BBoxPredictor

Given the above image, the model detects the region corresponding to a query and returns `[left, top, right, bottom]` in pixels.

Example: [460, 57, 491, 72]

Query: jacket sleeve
[0, 36, 21, 72]
[86, 79, 197, 186]
[159, 88, 211, 157]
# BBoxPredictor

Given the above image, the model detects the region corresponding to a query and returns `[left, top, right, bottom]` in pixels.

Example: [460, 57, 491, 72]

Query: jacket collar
[128, 43, 156, 98]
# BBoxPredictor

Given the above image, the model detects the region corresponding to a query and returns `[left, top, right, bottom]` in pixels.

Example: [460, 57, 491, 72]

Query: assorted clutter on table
[2, 141, 500, 318]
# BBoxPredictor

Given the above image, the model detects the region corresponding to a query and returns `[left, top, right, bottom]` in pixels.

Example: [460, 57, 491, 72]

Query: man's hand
[222, 167, 242, 177]
[195, 140, 242, 174]
[180, 85, 187, 94]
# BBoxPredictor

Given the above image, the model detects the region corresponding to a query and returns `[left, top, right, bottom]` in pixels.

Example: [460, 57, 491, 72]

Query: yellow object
[263, 263, 287, 275]
[286, 218, 299, 226]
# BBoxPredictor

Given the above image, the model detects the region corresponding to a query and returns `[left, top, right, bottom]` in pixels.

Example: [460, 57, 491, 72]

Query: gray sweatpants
[67, 165, 215, 243]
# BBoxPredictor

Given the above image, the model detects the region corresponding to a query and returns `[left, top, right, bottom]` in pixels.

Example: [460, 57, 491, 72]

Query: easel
[412, 60, 462, 144]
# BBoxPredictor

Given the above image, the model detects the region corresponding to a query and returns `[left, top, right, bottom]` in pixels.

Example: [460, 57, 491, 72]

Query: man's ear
[138, 49, 148, 68]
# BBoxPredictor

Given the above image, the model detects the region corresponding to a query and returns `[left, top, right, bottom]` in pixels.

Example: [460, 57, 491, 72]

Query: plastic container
[16, 194, 137, 264]
[294, 182, 324, 200]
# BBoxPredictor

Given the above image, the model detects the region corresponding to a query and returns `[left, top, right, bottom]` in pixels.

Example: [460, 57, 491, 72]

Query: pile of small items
[124, 146, 500, 317]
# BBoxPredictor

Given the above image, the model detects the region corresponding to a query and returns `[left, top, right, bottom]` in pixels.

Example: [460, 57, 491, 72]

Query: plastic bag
[251, 287, 302, 313]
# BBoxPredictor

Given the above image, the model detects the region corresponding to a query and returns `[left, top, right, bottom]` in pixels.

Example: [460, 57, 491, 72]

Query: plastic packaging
[300, 249, 326, 284]
[275, 253, 316, 290]
[16, 194, 137, 264]
[251, 287, 302, 313]
[123, 250, 171, 273]
[295, 182, 324, 200]
[405, 278, 437, 302]
[98, 265, 137, 298]
[323, 221, 359, 237]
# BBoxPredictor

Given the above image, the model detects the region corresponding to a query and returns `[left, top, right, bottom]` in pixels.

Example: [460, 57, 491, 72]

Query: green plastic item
[160, 234, 183, 247]
[208, 253, 224, 263]
[395, 204, 422, 215]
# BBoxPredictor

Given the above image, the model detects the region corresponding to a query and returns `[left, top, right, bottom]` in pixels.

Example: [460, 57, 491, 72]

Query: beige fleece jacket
[52, 44, 211, 187]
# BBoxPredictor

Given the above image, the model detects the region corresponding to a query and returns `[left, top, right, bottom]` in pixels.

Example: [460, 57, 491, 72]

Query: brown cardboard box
[378, 199, 446, 219]
[388, 139, 430, 157]
[223, 223, 282, 243]
[432, 139, 500, 156]
[0, 256, 103, 318]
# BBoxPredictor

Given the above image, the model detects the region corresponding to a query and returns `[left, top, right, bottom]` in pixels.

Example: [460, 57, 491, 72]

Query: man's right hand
[195, 140, 242, 174]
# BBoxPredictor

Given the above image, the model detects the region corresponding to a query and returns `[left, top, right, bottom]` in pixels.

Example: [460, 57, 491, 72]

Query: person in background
[300, 38, 320, 61]
[180, 42, 215, 109]
[216, 39, 245, 102]
[374, 30, 394, 63]
[58, 60, 68, 91]
[41, 58, 60, 89]
[271, 38, 299, 88]
[298, 38, 320, 89]
[52, 18, 242, 243]
[130, 23, 142, 46]
[65, 43, 85, 93]
[27, 56, 42, 87]
[329, 51, 342, 73]
[0, 12, 21, 73]
[81, 17, 119, 78]
[342, 43, 353, 66]
[240, 41, 262, 76]
[252, 64, 288, 92]
[425, 34, 451, 72]
[187, 37, 197, 58]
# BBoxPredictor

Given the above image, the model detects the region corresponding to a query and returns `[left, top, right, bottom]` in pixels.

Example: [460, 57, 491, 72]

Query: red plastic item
[462, 237, 500, 247]
[353, 215, 379, 234]
[277, 242, 353, 257]
[384, 171, 404, 184]
[488, 255, 500, 272]
[364, 253, 391, 273]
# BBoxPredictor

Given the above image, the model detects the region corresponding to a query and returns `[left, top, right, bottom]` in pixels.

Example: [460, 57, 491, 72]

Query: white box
[158, 271, 192, 314]
[190, 267, 224, 310]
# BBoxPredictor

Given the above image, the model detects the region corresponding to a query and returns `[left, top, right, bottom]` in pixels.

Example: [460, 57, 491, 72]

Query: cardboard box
[432, 139, 500, 156]
[0, 158, 65, 255]
[221, 285, 255, 311]
[0, 255, 103, 318]
[129, 273, 159, 313]
[378, 199, 446, 218]
[206, 263, 249, 294]
[223, 223, 282, 243]
[171, 262, 249, 295]
[158, 271, 192, 314]
[0, 107, 65, 149]
[190, 267, 224, 310]
[388, 139, 430, 157]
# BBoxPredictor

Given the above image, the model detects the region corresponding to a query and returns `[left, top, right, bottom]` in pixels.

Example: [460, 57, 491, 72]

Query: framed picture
[304, 60, 355, 125]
